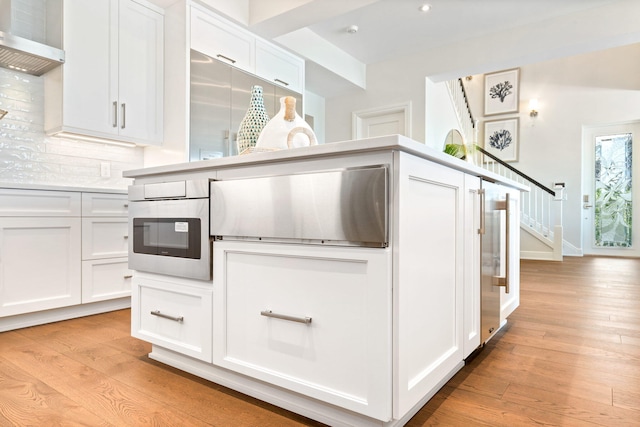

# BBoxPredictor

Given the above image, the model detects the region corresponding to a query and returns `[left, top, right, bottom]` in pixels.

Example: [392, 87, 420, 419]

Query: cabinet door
[82, 257, 132, 303]
[463, 174, 481, 358]
[255, 39, 304, 94]
[81, 193, 128, 217]
[213, 241, 392, 421]
[0, 218, 81, 317]
[118, 0, 164, 144]
[394, 152, 465, 418]
[59, 0, 116, 137]
[81, 218, 129, 260]
[190, 6, 255, 73]
[500, 188, 521, 324]
[132, 274, 213, 362]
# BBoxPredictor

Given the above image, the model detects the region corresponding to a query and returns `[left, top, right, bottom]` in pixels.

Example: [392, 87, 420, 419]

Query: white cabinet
[81, 192, 129, 217]
[189, 4, 304, 93]
[45, 0, 164, 146]
[255, 39, 305, 94]
[0, 190, 82, 317]
[132, 273, 213, 362]
[190, 6, 254, 73]
[81, 218, 128, 260]
[0, 188, 130, 329]
[81, 193, 131, 303]
[213, 241, 392, 421]
[463, 174, 482, 358]
[393, 152, 466, 418]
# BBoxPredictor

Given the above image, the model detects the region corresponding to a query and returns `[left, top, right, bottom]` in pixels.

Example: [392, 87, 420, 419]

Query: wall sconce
[0, 108, 7, 120]
[529, 99, 539, 117]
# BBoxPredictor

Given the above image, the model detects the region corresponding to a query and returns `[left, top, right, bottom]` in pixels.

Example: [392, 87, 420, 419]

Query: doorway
[352, 102, 411, 139]
[582, 121, 640, 256]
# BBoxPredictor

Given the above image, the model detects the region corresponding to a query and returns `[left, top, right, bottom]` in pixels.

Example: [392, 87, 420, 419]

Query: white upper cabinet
[189, 4, 304, 94]
[45, 0, 164, 146]
[190, 6, 254, 74]
[255, 39, 304, 94]
[117, 0, 164, 144]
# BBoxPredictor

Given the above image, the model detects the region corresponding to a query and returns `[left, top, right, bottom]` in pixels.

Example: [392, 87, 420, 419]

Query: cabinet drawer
[213, 242, 392, 420]
[81, 193, 128, 217]
[133, 276, 212, 362]
[81, 218, 128, 259]
[0, 189, 81, 217]
[82, 258, 132, 303]
[190, 6, 254, 73]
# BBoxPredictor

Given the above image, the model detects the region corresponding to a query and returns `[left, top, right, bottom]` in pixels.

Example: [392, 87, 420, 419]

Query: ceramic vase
[236, 85, 270, 154]
[256, 96, 317, 150]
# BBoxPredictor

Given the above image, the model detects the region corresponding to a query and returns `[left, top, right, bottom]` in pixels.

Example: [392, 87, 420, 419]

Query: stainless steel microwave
[128, 180, 212, 281]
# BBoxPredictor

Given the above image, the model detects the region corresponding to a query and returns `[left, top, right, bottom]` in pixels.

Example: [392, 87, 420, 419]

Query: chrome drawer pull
[260, 310, 312, 324]
[274, 78, 289, 86]
[216, 54, 236, 64]
[150, 310, 184, 323]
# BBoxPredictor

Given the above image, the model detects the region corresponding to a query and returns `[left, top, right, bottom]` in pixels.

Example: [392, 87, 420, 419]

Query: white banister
[445, 78, 563, 260]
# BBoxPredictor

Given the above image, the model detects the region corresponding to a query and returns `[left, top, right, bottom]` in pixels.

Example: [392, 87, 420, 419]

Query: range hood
[0, 0, 65, 76]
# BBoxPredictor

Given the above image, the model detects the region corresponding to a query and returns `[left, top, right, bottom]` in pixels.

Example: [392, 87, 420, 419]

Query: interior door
[582, 122, 640, 256]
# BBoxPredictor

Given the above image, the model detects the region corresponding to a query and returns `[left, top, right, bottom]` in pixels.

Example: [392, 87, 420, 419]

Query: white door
[352, 103, 411, 139]
[582, 122, 640, 256]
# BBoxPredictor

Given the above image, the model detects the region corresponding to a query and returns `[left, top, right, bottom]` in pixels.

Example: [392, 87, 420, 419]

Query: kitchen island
[124, 135, 526, 426]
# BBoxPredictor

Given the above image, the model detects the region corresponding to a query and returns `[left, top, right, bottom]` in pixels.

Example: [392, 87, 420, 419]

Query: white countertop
[124, 135, 529, 191]
[0, 182, 127, 194]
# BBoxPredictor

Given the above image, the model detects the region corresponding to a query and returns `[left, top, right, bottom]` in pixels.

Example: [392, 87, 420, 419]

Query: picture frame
[484, 68, 519, 116]
[483, 118, 519, 162]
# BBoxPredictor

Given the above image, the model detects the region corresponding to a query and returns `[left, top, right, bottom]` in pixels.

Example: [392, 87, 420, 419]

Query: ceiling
[272, 0, 617, 64]
[151, 0, 639, 97]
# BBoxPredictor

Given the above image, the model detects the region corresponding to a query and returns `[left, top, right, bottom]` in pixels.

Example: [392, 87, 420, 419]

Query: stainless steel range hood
[0, 0, 65, 76]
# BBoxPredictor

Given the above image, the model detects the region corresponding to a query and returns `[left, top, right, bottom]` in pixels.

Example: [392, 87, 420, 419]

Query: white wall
[425, 78, 463, 151]
[0, 68, 143, 189]
[304, 90, 326, 144]
[325, 55, 429, 144]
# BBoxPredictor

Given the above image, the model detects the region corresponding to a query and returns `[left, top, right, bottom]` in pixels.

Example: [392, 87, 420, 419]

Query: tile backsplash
[0, 68, 144, 189]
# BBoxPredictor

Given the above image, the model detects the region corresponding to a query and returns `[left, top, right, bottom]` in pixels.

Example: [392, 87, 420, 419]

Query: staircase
[446, 78, 563, 261]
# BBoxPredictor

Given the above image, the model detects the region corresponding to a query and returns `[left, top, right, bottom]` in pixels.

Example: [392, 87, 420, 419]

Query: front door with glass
[583, 122, 640, 256]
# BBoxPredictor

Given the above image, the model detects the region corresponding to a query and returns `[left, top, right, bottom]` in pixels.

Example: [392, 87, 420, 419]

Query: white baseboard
[0, 298, 131, 332]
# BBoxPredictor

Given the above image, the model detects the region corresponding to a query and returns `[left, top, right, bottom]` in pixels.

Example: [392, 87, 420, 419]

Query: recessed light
[419, 4, 431, 12]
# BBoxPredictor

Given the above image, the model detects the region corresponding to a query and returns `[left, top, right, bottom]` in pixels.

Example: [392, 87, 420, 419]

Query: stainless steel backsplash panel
[210, 166, 388, 247]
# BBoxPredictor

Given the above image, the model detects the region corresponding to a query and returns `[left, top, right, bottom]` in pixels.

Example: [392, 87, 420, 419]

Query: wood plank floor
[1, 256, 639, 426]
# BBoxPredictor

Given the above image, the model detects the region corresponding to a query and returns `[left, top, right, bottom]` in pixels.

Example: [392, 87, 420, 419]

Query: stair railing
[476, 146, 562, 244]
[446, 78, 563, 259]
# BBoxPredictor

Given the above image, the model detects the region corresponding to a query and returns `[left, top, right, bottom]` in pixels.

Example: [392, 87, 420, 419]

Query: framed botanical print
[483, 118, 519, 162]
[484, 68, 520, 116]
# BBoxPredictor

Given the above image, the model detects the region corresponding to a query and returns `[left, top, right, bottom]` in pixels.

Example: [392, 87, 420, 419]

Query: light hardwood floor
[1, 256, 639, 426]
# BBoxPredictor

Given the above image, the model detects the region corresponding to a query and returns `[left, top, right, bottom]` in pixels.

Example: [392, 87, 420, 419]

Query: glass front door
[594, 133, 632, 248]
[583, 122, 640, 256]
